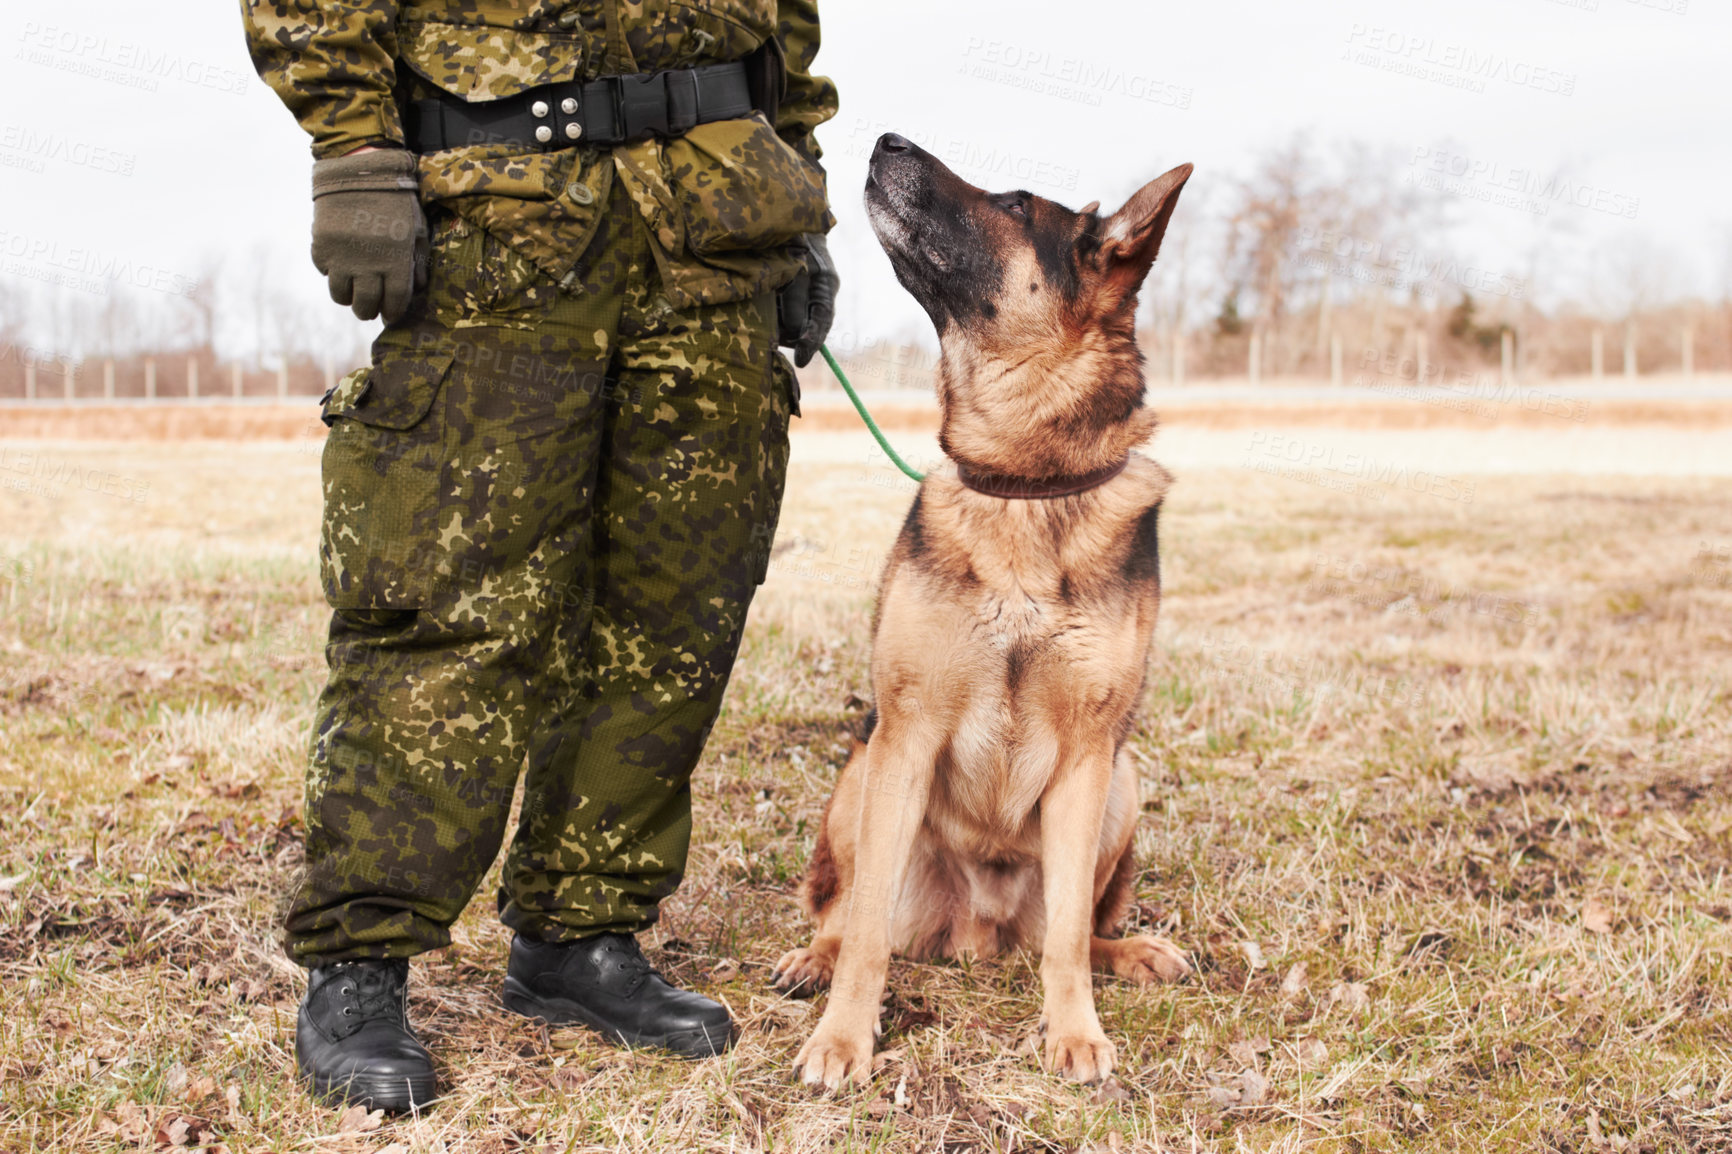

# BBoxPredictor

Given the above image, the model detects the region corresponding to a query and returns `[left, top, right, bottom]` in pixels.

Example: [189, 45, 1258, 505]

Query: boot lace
[332, 960, 408, 1025]
[598, 936, 659, 990]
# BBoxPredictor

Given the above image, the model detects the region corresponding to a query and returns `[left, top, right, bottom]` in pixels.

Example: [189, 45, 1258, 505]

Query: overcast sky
[1, 0, 1723, 358]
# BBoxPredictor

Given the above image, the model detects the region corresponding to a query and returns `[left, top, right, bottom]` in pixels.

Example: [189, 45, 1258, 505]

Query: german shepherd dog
[771, 134, 1195, 1088]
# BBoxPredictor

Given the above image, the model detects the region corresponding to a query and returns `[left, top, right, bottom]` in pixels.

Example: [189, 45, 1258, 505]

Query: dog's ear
[1097, 162, 1193, 290]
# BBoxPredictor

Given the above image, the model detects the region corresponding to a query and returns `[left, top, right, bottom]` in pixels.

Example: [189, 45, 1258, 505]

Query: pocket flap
[398, 22, 585, 102]
[661, 114, 834, 257]
[321, 350, 455, 430]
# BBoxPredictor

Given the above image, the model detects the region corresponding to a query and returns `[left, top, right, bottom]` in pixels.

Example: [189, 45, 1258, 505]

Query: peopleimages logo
[1342, 25, 1577, 97]
[0, 231, 200, 299]
[16, 22, 250, 95]
[1244, 431, 1477, 505]
[1295, 226, 1527, 301]
[0, 446, 151, 504]
[959, 38, 1194, 110]
[844, 119, 1083, 194]
[1407, 146, 1640, 221]
[0, 125, 137, 176]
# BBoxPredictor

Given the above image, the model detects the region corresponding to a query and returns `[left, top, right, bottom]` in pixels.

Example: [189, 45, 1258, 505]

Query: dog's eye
[1006, 200, 1027, 216]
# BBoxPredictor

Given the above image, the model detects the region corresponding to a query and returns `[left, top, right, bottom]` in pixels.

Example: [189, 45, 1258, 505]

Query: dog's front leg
[1039, 738, 1118, 1083]
[793, 711, 941, 1089]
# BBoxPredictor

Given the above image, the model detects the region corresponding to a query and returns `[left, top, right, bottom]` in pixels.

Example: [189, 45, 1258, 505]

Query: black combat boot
[296, 959, 438, 1111]
[502, 932, 733, 1058]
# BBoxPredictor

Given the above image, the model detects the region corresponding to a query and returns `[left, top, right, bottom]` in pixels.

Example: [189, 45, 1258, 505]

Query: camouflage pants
[284, 185, 795, 966]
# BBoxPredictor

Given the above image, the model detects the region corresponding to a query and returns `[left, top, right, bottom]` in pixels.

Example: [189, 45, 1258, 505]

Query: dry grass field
[2, 406, 1731, 1152]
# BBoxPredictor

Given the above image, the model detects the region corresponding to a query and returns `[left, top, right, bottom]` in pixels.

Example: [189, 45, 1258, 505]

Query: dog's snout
[876, 132, 913, 155]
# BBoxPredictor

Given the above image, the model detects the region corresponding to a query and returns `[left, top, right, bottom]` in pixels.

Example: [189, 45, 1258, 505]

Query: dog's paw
[1045, 1030, 1116, 1084]
[1102, 934, 1190, 984]
[792, 1024, 875, 1090]
[771, 945, 835, 997]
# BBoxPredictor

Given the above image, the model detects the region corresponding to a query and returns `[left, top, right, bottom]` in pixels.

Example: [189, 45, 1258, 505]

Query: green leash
[819, 343, 926, 483]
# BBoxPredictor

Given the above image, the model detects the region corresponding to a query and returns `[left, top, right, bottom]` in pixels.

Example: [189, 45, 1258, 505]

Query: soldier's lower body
[286, 187, 794, 1106]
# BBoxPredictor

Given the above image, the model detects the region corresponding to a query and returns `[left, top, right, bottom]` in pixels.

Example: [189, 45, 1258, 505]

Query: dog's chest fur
[877, 462, 1168, 859]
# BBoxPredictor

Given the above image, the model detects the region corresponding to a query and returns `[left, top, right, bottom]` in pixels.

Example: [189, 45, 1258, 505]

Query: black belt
[404, 60, 754, 153]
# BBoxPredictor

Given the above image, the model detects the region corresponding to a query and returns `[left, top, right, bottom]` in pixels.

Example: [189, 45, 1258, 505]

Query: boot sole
[304, 1069, 439, 1114]
[501, 976, 732, 1059]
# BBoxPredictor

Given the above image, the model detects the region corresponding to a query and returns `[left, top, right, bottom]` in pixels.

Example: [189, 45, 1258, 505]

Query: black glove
[310, 148, 429, 324]
[777, 233, 837, 368]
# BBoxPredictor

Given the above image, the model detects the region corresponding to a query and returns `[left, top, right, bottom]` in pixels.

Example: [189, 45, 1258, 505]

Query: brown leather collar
[955, 456, 1130, 500]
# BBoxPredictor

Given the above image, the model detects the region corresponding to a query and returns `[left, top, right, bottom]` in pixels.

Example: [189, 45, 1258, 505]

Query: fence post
[1624, 321, 1636, 380]
[1591, 327, 1603, 382]
[64, 359, 75, 400]
[24, 360, 35, 400]
[1248, 332, 1261, 385]
[277, 361, 289, 400]
[103, 359, 115, 400]
[1330, 332, 1343, 387]
[323, 353, 335, 396]
[1682, 326, 1694, 379]
[145, 358, 156, 400]
[232, 362, 243, 399]
[1172, 336, 1185, 386]
[188, 356, 199, 399]
[1416, 333, 1429, 386]
[1500, 330, 1514, 386]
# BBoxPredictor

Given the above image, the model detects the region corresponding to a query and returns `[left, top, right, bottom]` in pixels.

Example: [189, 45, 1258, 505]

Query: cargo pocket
[664, 114, 833, 258]
[425, 217, 554, 322]
[319, 346, 456, 611]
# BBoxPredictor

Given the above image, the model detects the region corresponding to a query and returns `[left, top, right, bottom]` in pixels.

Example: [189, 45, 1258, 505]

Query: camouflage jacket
[243, 0, 837, 308]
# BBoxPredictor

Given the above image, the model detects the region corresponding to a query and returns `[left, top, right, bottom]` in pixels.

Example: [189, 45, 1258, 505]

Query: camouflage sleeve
[242, 0, 405, 160]
[774, 0, 838, 176]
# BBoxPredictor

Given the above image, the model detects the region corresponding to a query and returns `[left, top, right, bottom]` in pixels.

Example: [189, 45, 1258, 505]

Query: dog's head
[865, 133, 1191, 346]
[864, 133, 1192, 476]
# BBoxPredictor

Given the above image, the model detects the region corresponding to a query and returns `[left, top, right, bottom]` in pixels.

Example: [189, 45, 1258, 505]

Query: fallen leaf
[1240, 941, 1266, 971]
[1204, 1085, 1240, 1109]
[1294, 1037, 1328, 1065]
[1238, 1069, 1270, 1107]
[1583, 898, 1614, 935]
[1280, 961, 1308, 996]
[334, 1104, 382, 1133]
[0, 872, 30, 892]
[1329, 982, 1370, 1014]
[549, 1029, 587, 1051]
[157, 1117, 192, 1147]
[1227, 1039, 1268, 1070]
[1091, 1077, 1132, 1105]
[709, 958, 740, 982]
[184, 1075, 218, 1106]
[113, 1100, 150, 1141]
[548, 1065, 590, 1092]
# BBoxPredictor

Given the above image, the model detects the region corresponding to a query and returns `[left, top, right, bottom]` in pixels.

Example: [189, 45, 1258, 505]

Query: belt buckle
[613, 72, 670, 143]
